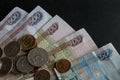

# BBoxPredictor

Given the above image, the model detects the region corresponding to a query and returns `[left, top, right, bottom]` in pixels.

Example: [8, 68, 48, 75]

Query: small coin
[0, 48, 3, 57]
[34, 69, 50, 80]
[4, 41, 20, 57]
[11, 56, 22, 74]
[16, 56, 34, 73]
[55, 59, 71, 73]
[18, 34, 37, 51]
[27, 48, 48, 67]
[0, 57, 12, 77]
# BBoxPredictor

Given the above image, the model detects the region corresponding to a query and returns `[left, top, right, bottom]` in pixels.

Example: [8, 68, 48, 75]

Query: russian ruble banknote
[93, 43, 120, 80]
[34, 15, 75, 49]
[49, 28, 98, 80]
[34, 28, 97, 80]
[54, 52, 109, 80]
[0, 5, 52, 49]
[25, 15, 75, 80]
[4, 15, 75, 80]
[0, 6, 52, 80]
[0, 7, 28, 39]
[47, 28, 98, 61]
[34, 15, 75, 80]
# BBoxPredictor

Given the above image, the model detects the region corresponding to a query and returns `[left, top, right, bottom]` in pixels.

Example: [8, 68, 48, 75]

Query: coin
[11, 56, 22, 74]
[55, 59, 71, 73]
[0, 48, 3, 57]
[27, 48, 48, 67]
[18, 34, 37, 51]
[0, 57, 12, 77]
[4, 41, 20, 57]
[34, 69, 50, 80]
[16, 56, 34, 73]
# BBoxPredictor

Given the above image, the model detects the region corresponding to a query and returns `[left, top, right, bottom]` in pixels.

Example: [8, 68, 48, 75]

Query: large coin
[0, 48, 3, 57]
[16, 56, 34, 73]
[27, 48, 48, 67]
[18, 34, 37, 51]
[34, 69, 50, 80]
[0, 57, 12, 77]
[55, 59, 71, 73]
[4, 41, 20, 57]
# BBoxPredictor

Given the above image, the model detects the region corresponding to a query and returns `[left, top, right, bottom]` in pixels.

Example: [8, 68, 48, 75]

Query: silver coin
[0, 57, 12, 77]
[27, 48, 48, 67]
[16, 56, 34, 73]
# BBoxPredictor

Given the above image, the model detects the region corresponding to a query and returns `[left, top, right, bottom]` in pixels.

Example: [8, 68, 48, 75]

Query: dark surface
[0, 0, 120, 53]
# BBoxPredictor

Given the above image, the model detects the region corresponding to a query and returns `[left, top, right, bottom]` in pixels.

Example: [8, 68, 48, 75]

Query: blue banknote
[54, 52, 108, 80]
[95, 43, 120, 80]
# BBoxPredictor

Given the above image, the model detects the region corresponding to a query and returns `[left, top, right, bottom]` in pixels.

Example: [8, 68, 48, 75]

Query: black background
[0, 0, 120, 53]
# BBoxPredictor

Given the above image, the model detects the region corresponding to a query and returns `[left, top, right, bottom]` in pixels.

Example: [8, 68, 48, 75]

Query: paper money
[34, 15, 75, 49]
[0, 6, 52, 49]
[0, 7, 28, 39]
[3, 15, 75, 80]
[35, 28, 97, 80]
[54, 52, 109, 80]
[34, 15, 75, 80]
[53, 53, 108, 80]
[0, 6, 52, 80]
[84, 52, 109, 80]
[48, 28, 98, 61]
[48, 28, 98, 80]
[94, 43, 120, 80]
[62, 53, 109, 80]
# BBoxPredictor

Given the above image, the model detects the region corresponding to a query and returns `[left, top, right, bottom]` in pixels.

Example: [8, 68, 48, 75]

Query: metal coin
[19, 34, 37, 51]
[16, 56, 34, 73]
[11, 56, 22, 74]
[4, 41, 20, 57]
[55, 59, 71, 73]
[0, 57, 12, 77]
[0, 48, 3, 57]
[27, 48, 48, 67]
[34, 69, 50, 80]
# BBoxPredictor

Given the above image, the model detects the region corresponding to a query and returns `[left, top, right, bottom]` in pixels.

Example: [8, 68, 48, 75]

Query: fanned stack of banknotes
[0, 5, 120, 80]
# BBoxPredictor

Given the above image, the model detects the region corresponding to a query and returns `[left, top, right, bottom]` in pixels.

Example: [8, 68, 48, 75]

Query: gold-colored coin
[18, 34, 37, 51]
[55, 59, 71, 73]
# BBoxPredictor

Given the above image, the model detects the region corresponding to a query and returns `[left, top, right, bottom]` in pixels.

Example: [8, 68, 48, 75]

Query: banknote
[0, 6, 52, 49]
[93, 43, 120, 80]
[61, 52, 109, 80]
[84, 52, 109, 80]
[0, 6, 52, 80]
[34, 28, 97, 80]
[34, 15, 75, 49]
[47, 29, 98, 80]
[47, 28, 98, 61]
[34, 15, 75, 80]
[53, 51, 109, 80]
[4, 15, 75, 80]
[0, 7, 28, 39]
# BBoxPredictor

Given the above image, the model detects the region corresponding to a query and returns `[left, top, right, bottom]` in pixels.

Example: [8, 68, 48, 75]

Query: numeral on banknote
[68, 35, 82, 47]
[28, 11, 43, 26]
[0, 11, 21, 30]
[97, 49, 113, 61]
